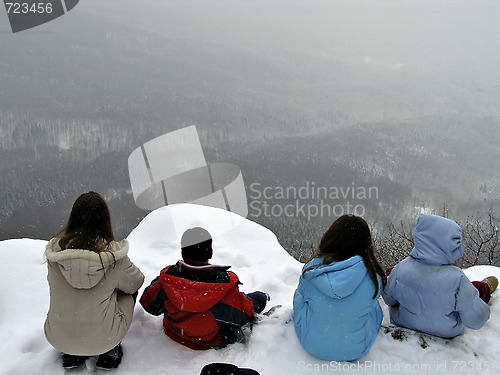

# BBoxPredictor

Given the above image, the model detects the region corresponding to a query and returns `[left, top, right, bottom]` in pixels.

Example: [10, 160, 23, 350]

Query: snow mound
[0, 204, 499, 374]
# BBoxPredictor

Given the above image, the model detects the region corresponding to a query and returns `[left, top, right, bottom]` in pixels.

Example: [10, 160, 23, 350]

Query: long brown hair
[303, 214, 386, 299]
[57, 191, 115, 253]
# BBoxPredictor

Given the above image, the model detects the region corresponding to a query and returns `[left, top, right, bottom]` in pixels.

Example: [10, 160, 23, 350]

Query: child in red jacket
[140, 227, 267, 350]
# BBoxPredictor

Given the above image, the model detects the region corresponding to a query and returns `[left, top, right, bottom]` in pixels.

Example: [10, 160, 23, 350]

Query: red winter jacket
[140, 261, 255, 350]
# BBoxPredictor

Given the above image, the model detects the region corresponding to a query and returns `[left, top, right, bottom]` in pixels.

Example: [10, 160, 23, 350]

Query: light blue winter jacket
[383, 214, 490, 338]
[293, 255, 383, 361]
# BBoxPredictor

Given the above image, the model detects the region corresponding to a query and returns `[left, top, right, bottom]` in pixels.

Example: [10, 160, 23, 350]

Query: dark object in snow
[382, 324, 446, 349]
[200, 363, 260, 375]
[61, 353, 88, 369]
[419, 335, 429, 349]
[391, 328, 407, 342]
[263, 304, 282, 316]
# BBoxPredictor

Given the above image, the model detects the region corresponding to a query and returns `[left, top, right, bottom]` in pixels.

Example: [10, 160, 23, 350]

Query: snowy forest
[1, 0, 500, 268]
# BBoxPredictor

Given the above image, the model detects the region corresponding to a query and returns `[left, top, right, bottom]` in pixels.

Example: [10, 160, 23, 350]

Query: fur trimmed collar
[45, 237, 129, 263]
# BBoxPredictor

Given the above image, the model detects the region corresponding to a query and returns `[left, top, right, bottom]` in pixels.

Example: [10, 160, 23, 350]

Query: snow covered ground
[0, 204, 499, 375]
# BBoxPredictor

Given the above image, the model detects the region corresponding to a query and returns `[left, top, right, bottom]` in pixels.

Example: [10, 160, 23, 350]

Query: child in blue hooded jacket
[383, 214, 493, 338]
[293, 215, 387, 361]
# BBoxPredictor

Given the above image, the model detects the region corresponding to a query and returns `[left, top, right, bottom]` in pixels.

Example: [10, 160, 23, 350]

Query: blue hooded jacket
[293, 255, 383, 361]
[383, 214, 490, 338]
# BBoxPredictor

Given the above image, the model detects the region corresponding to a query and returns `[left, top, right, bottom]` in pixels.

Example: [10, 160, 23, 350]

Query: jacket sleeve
[139, 275, 168, 316]
[116, 256, 145, 294]
[456, 275, 490, 330]
[382, 290, 399, 306]
[382, 269, 399, 307]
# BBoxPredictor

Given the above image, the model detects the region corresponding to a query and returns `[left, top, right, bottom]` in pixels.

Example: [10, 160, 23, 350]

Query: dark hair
[57, 191, 115, 253]
[303, 214, 386, 299]
[181, 227, 213, 262]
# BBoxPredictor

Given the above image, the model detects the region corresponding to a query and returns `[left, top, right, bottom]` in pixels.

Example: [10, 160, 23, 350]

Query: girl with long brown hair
[44, 192, 144, 370]
[293, 214, 386, 361]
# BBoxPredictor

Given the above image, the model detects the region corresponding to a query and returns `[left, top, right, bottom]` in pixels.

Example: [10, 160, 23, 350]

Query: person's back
[294, 255, 383, 361]
[383, 214, 490, 338]
[293, 215, 386, 361]
[140, 227, 267, 350]
[45, 238, 143, 353]
[44, 191, 144, 370]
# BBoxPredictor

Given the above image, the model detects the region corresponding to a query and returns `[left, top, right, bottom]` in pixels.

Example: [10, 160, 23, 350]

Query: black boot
[96, 344, 123, 370]
[61, 353, 88, 369]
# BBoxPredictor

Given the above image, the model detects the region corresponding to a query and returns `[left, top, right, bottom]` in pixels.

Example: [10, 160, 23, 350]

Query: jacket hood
[161, 270, 239, 312]
[45, 238, 129, 289]
[303, 255, 367, 299]
[410, 214, 463, 265]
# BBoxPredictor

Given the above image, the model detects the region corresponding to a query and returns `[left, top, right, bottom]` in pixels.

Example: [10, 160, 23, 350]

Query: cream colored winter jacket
[44, 238, 144, 355]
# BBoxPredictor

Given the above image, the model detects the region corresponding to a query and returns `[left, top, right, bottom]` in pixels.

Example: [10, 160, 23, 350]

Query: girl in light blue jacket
[293, 215, 387, 361]
[383, 214, 491, 338]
